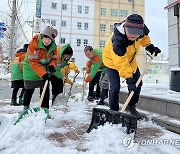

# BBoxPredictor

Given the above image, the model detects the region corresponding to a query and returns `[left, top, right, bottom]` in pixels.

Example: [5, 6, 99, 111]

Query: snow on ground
[0, 96, 180, 154]
[0, 70, 180, 154]
[0, 68, 11, 81]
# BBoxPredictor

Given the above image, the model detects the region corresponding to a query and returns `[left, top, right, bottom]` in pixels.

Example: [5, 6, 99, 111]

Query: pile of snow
[0, 97, 180, 154]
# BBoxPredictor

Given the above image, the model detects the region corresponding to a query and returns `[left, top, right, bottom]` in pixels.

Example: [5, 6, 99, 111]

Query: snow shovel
[14, 80, 49, 125]
[87, 53, 155, 134]
[68, 71, 80, 96]
[81, 69, 87, 101]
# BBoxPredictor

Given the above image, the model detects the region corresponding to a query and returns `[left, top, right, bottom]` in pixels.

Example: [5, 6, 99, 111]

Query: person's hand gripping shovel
[81, 68, 88, 101]
[67, 71, 80, 97]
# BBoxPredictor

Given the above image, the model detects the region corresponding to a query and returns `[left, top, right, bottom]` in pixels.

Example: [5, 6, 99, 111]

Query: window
[51, 20, 56, 26]
[85, 6, 89, 14]
[62, 4, 67, 10]
[99, 40, 105, 48]
[77, 22, 82, 30]
[84, 39, 88, 46]
[61, 20, 66, 27]
[41, 19, 45, 23]
[120, 10, 128, 17]
[111, 9, 118, 16]
[77, 39, 81, 46]
[46, 19, 50, 24]
[78, 5, 82, 13]
[100, 24, 106, 32]
[128, 0, 134, 3]
[61, 38, 66, 44]
[100, 8, 106, 15]
[84, 23, 88, 30]
[51, 3, 57, 9]
[110, 25, 114, 32]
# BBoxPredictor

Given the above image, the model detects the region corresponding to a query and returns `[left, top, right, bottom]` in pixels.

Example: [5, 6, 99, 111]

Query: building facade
[165, 0, 180, 92]
[35, 0, 145, 70]
[165, 0, 180, 68]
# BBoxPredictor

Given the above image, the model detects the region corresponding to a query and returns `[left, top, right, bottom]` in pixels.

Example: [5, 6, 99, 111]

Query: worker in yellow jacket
[61, 62, 80, 85]
[103, 14, 161, 119]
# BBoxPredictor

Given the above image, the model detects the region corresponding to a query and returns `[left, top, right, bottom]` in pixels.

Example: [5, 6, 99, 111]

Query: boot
[126, 105, 142, 120]
[52, 94, 57, 105]
[87, 96, 94, 102]
[11, 98, 19, 106]
[19, 106, 29, 116]
[97, 100, 104, 105]
[18, 97, 24, 105]
[23, 106, 29, 111]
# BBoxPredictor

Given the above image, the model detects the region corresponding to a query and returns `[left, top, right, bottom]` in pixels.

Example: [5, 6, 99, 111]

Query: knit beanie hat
[124, 14, 144, 35]
[41, 26, 58, 41]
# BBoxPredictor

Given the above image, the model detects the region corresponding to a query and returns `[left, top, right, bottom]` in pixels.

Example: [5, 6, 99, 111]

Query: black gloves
[145, 44, 161, 56]
[43, 73, 50, 81]
[47, 65, 56, 73]
[43, 65, 56, 81]
[126, 77, 137, 93]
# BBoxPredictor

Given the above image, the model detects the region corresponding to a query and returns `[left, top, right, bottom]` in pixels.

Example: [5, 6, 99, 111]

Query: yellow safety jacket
[61, 62, 78, 84]
[103, 23, 151, 79]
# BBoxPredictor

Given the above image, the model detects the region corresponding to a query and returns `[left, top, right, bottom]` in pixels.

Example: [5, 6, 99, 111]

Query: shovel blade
[87, 108, 137, 134]
[14, 107, 49, 125]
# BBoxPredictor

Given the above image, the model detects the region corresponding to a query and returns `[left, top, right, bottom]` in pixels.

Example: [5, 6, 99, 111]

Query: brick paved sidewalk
[0, 92, 164, 152]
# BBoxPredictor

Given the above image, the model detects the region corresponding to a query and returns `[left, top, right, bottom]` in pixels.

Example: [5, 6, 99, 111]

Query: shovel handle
[120, 53, 155, 112]
[69, 72, 79, 93]
[38, 80, 49, 107]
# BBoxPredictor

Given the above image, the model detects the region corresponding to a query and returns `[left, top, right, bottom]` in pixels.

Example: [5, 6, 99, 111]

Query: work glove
[43, 73, 50, 81]
[126, 77, 137, 93]
[47, 65, 56, 73]
[145, 44, 161, 56]
[85, 76, 92, 82]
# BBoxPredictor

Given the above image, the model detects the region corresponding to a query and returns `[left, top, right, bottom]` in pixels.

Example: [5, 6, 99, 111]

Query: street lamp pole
[8, 0, 17, 62]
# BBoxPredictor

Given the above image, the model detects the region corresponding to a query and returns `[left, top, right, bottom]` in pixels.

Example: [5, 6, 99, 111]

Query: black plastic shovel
[87, 53, 155, 134]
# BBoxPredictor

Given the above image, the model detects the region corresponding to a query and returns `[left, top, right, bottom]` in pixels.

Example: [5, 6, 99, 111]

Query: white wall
[39, 0, 94, 68]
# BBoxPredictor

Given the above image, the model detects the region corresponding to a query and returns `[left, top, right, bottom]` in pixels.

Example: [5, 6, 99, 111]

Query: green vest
[11, 62, 23, 81]
[89, 49, 106, 78]
[23, 36, 57, 81]
[54, 43, 71, 79]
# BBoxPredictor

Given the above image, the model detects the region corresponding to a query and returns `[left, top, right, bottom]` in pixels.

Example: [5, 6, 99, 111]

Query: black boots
[11, 98, 19, 106]
[126, 105, 142, 120]
[19, 96, 24, 105]
[52, 94, 57, 105]
[97, 99, 104, 105]
[87, 96, 94, 102]
[23, 106, 29, 110]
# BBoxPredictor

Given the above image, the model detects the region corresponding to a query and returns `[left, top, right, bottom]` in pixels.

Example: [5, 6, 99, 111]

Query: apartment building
[35, 0, 145, 70]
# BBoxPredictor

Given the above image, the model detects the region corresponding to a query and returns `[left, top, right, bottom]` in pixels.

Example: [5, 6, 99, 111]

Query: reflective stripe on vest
[28, 55, 39, 59]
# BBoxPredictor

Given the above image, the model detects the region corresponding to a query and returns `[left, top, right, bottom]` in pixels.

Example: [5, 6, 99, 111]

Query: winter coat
[11, 49, 26, 81]
[99, 73, 109, 90]
[61, 62, 78, 84]
[54, 43, 72, 79]
[86, 49, 106, 79]
[23, 34, 57, 81]
[102, 22, 151, 79]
